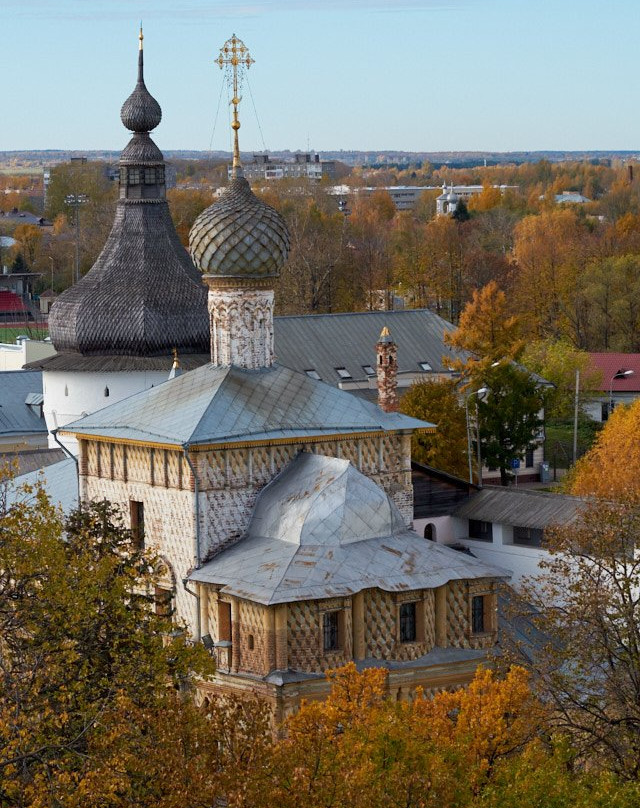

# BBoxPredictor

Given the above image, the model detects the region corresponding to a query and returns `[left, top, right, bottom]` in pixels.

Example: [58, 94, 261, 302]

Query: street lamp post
[465, 387, 489, 485]
[64, 193, 88, 284]
[609, 369, 634, 416]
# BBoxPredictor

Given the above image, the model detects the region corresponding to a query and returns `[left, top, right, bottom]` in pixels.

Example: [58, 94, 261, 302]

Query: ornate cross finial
[215, 34, 254, 178]
[139, 22, 143, 50]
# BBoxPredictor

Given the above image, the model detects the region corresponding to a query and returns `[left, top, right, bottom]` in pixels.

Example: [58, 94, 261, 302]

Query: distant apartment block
[229, 152, 339, 182]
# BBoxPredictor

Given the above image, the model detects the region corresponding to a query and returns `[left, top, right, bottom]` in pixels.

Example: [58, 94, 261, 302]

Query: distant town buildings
[234, 152, 339, 182]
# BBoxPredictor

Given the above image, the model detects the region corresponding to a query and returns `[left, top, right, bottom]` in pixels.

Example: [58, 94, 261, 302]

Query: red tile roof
[588, 353, 640, 392]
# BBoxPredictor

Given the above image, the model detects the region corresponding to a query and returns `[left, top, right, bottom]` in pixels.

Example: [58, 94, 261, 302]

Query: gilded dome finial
[139, 23, 143, 51]
[215, 34, 254, 179]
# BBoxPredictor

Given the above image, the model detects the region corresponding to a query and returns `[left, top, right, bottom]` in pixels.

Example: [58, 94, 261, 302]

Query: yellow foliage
[569, 399, 640, 499]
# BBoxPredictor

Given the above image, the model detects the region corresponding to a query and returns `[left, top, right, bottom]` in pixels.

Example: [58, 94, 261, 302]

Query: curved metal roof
[249, 453, 406, 546]
[190, 177, 289, 279]
[190, 453, 506, 605]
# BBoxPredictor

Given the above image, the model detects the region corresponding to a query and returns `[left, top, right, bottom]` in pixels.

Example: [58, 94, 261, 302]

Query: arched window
[104, 386, 110, 397]
[424, 523, 436, 541]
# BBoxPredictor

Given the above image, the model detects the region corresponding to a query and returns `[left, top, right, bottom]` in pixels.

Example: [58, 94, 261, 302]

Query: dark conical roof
[48, 35, 209, 360]
[49, 204, 209, 356]
[189, 176, 289, 279]
[120, 42, 162, 133]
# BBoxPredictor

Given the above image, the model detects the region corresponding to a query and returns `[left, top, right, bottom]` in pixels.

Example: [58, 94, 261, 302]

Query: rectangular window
[323, 610, 341, 652]
[399, 602, 417, 643]
[335, 367, 352, 379]
[419, 362, 433, 371]
[601, 402, 609, 422]
[129, 500, 144, 549]
[525, 448, 534, 468]
[127, 168, 140, 185]
[144, 168, 156, 184]
[513, 526, 543, 547]
[305, 369, 321, 380]
[362, 365, 375, 376]
[468, 519, 493, 542]
[471, 595, 485, 634]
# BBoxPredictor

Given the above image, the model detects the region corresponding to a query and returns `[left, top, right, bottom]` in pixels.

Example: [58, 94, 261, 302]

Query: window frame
[471, 595, 485, 634]
[399, 601, 417, 643]
[468, 519, 493, 542]
[322, 610, 343, 653]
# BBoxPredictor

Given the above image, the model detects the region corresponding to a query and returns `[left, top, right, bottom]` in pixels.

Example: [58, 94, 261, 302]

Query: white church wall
[44, 369, 170, 452]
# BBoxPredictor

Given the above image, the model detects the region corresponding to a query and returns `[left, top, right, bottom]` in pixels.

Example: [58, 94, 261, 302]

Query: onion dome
[120, 29, 162, 133]
[48, 32, 209, 359]
[189, 177, 290, 278]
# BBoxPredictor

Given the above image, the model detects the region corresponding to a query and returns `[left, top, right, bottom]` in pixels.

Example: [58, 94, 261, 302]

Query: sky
[2, 0, 640, 153]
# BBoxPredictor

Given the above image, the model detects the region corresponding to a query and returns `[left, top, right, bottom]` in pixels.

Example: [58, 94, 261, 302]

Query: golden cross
[215, 34, 254, 177]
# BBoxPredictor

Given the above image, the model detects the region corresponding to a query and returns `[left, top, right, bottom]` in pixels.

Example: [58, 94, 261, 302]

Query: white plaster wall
[0, 339, 56, 371]
[44, 369, 170, 452]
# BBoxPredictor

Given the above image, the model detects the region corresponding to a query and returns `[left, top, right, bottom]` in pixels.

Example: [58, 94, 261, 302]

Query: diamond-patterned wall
[238, 599, 268, 675]
[365, 589, 396, 658]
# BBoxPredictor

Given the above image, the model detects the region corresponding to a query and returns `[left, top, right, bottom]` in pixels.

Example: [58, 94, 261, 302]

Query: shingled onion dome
[48, 31, 209, 358]
[189, 176, 289, 278]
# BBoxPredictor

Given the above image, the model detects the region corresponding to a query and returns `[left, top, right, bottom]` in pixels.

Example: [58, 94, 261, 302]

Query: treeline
[9, 156, 640, 350]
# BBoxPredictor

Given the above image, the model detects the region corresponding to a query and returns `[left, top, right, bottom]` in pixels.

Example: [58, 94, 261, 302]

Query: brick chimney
[376, 326, 398, 412]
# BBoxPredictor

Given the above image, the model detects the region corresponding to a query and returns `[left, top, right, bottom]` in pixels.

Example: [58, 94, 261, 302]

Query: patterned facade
[80, 427, 499, 722]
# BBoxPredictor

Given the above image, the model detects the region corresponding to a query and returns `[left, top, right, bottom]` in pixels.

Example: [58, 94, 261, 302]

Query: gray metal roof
[0, 370, 46, 437]
[0, 448, 66, 476]
[62, 363, 433, 447]
[453, 486, 586, 530]
[5, 457, 78, 513]
[190, 453, 506, 605]
[273, 309, 463, 383]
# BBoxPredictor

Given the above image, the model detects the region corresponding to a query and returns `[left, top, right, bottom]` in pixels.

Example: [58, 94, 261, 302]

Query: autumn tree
[522, 338, 602, 419]
[260, 663, 634, 808]
[400, 378, 469, 478]
[0, 486, 227, 806]
[568, 399, 640, 499]
[167, 187, 214, 246]
[518, 499, 640, 779]
[11, 224, 42, 267]
[446, 279, 523, 361]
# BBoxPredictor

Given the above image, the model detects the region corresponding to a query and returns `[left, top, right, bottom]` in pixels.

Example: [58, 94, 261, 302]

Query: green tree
[10, 252, 27, 273]
[400, 378, 469, 478]
[476, 362, 545, 485]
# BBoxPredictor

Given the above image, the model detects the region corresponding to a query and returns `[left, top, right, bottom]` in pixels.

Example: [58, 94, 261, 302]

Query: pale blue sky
[2, 0, 639, 152]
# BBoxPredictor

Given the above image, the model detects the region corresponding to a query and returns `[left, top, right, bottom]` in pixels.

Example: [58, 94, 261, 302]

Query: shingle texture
[190, 453, 505, 605]
[48, 44, 209, 360]
[62, 363, 433, 447]
[120, 47, 162, 133]
[49, 203, 209, 356]
[190, 177, 289, 278]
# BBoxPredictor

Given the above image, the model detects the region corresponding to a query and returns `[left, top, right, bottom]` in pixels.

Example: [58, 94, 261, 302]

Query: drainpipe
[182, 444, 202, 640]
[51, 428, 81, 511]
[183, 578, 202, 642]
